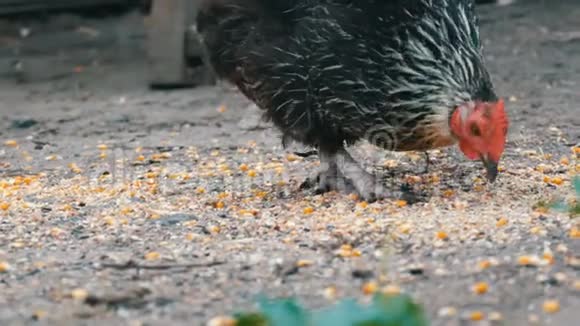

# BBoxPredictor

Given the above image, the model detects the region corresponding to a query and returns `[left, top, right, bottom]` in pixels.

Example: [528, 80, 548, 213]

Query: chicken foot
[301, 149, 385, 202]
[335, 149, 386, 202]
[300, 151, 354, 194]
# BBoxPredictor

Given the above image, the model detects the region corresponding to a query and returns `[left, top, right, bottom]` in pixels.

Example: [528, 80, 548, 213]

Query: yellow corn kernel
[517, 255, 534, 266]
[0, 202, 10, 211]
[195, 187, 206, 194]
[286, 154, 300, 162]
[395, 200, 408, 208]
[239, 163, 249, 172]
[68, 163, 82, 174]
[144, 251, 161, 261]
[543, 300, 560, 314]
[296, 260, 314, 268]
[470, 311, 484, 321]
[0, 261, 10, 273]
[4, 140, 18, 147]
[496, 217, 508, 227]
[247, 170, 257, 177]
[570, 227, 580, 239]
[543, 252, 555, 265]
[357, 201, 369, 209]
[97, 144, 108, 150]
[303, 207, 314, 215]
[472, 282, 489, 295]
[551, 177, 563, 185]
[443, 189, 455, 198]
[214, 201, 225, 209]
[479, 260, 492, 270]
[362, 281, 378, 295]
[436, 231, 448, 240]
[560, 157, 570, 165]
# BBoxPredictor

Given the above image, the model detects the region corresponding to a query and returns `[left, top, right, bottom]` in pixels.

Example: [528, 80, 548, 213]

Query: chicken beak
[481, 155, 499, 183]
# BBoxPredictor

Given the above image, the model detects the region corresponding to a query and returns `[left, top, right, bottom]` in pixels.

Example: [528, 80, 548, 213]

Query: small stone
[71, 288, 89, 301]
[438, 306, 458, 317]
[207, 316, 236, 326]
[489, 312, 503, 321]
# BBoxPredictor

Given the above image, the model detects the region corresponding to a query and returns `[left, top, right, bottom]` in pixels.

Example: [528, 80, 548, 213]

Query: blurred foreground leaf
[233, 293, 427, 326]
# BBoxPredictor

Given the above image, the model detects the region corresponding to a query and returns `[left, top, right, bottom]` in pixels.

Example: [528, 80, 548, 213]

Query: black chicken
[196, 0, 509, 201]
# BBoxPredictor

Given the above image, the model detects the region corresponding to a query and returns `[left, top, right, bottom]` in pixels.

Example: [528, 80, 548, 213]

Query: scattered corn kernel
[436, 231, 449, 240]
[296, 260, 314, 268]
[239, 163, 249, 172]
[569, 227, 580, 239]
[543, 252, 555, 265]
[303, 207, 314, 215]
[543, 300, 560, 314]
[551, 177, 564, 185]
[0, 261, 10, 273]
[560, 157, 570, 165]
[247, 170, 257, 177]
[214, 201, 225, 209]
[443, 189, 455, 198]
[0, 202, 10, 211]
[195, 187, 206, 194]
[97, 144, 108, 150]
[144, 251, 161, 261]
[32, 310, 47, 320]
[362, 281, 378, 295]
[68, 163, 82, 174]
[472, 282, 489, 295]
[398, 224, 412, 234]
[4, 139, 18, 147]
[209, 225, 221, 234]
[518, 255, 535, 266]
[478, 260, 492, 270]
[217, 105, 227, 113]
[572, 146, 580, 154]
[395, 200, 408, 208]
[470, 311, 484, 321]
[357, 201, 369, 209]
[71, 288, 89, 301]
[496, 217, 508, 227]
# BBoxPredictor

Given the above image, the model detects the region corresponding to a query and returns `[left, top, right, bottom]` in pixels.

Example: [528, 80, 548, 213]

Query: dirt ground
[0, 0, 579, 325]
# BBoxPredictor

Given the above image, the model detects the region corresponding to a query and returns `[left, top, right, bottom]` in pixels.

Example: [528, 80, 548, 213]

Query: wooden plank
[146, 0, 192, 88]
[0, 0, 132, 16]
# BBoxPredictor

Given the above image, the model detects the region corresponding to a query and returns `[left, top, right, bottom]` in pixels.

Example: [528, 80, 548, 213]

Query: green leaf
[236, 313, 269, 326]
[233, 293, 428, 326]
[255, 296, 311, 326]
[573, 176, 580, 198]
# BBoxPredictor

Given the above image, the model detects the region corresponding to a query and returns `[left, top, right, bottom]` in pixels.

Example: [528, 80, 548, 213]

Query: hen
[196, 0, 509, 201]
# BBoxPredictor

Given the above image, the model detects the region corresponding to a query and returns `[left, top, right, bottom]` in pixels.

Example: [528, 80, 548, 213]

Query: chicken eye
[470, 123, 482, 137]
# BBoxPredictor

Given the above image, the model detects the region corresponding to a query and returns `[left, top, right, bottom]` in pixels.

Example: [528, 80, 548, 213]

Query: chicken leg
[301, 149, 385, 202]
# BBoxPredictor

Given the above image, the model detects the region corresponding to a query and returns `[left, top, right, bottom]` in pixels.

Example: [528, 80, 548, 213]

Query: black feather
[196, 0, 496, 153]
